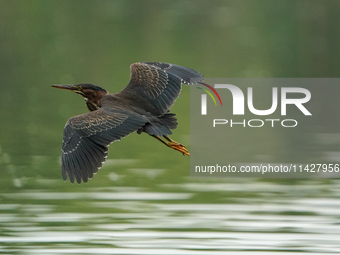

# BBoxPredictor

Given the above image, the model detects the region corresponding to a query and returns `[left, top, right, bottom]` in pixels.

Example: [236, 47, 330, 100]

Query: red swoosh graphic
[198, 82, 223, 106]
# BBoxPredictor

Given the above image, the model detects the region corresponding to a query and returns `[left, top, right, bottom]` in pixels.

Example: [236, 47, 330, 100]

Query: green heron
[52, 62, 204, 183]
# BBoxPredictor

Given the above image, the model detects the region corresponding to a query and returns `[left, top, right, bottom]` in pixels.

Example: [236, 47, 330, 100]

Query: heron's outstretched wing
[120, 62, 204, 116]
[61, 107, 148, 184]
[142, 62, 204, 85]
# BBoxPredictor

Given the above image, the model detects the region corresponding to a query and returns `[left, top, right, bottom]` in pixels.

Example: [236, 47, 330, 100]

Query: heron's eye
[75, 86, 82, 91]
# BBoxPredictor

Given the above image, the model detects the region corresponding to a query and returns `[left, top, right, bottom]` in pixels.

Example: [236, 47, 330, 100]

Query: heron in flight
[52, 62, 204, 183]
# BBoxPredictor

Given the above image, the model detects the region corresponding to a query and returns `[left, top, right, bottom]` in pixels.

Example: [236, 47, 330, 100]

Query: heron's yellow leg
[151, 135, 190, 156]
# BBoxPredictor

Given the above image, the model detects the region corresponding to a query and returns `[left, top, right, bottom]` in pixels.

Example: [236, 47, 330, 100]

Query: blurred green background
[0, 1, 340, 253]
[1, 0, 340, 185]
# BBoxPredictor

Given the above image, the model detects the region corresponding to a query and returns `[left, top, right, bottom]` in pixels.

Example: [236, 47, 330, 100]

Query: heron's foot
[151, 135, 190, 156]
[167, 141, 190, 156]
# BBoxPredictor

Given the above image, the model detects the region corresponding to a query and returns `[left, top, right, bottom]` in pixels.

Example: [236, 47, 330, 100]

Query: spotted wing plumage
[120, 62, 204, 116]
[142, 62, 203, 85]
[61, 107, 148, 183]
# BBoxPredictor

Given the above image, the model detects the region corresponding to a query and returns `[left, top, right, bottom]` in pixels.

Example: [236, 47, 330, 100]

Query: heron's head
[51, 83, 109, 111]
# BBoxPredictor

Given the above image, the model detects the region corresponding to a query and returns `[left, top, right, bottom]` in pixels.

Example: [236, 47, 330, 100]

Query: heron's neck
[85, 98, 100, 111]
[84, 91, 107, 111]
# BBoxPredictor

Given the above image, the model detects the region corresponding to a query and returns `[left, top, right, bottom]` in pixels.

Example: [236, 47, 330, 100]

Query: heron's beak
[51, 85, 77, 91]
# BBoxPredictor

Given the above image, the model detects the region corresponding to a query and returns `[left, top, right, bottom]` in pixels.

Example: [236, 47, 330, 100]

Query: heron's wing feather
[142, 62, 204, 85]
[120, 62, 203, 115]
[61, 107, 148, 183]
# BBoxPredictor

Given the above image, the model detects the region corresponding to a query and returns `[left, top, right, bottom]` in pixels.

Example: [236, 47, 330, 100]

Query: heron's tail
[138, 113, 178, 136]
